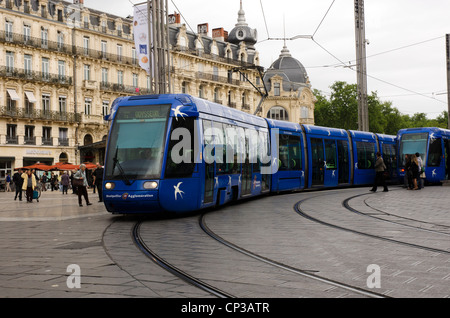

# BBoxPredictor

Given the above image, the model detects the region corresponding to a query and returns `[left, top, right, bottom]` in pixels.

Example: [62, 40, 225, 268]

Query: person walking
[21, 169, 37, 203]
[13, 169, 23, 201]
[73, 164, 92, 207]
[60, 171, 70, 195]
[92, 162, 104, 202]
[370, 152, 388, 192]
[411, 155, 420, 190]
[5, 173, 11, 192]
[415, 152, 424, 189]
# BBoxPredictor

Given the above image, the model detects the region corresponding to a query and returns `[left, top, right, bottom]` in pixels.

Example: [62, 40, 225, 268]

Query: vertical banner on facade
[133, 4, 152, 75]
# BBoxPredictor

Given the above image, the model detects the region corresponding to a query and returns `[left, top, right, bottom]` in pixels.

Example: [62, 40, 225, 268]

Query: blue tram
[102, 94, 397, 214]
[397, 127, 450, 183]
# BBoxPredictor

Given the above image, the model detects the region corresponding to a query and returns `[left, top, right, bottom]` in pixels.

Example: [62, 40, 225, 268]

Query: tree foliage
[313, 81, 448, 135]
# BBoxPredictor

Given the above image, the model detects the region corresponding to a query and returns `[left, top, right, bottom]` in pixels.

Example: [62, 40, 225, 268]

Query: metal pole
[147, 0, 153, 94]
[446, 34, 450, 129]
[354, 0, 369, 131]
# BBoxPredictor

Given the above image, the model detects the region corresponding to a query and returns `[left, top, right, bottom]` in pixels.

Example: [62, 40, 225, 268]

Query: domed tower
[228, 1, 258, 54]
[262, 45, 316, 124]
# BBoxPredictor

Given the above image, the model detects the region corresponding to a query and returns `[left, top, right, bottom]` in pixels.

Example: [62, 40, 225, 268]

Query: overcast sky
[85, 0, 450, 119]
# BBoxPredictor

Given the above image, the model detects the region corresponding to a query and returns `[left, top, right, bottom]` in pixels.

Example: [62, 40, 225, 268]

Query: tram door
[203, 120, 214, 204]
[311, 138, 324, 186]
[337, 140, 349, 184]
[445, 139, 450, 180]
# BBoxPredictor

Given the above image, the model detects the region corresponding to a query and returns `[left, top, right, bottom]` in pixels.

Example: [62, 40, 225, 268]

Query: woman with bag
[73, 164, 92, 207]
[21, 169, 37, 203]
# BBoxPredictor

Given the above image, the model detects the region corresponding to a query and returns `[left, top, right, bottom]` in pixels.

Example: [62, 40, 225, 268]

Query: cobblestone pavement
[0, 185, 449, 298]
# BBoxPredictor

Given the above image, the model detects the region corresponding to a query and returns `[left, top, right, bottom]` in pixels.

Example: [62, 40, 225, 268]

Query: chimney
[212, 28, 226, 42]
[74, 0, 84, 6]
[197, 23, 209, 36]
[168, 12, 181, 25]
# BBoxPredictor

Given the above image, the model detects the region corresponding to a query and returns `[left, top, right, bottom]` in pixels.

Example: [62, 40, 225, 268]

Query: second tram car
[397, 127, 450, 183]
[102, 94, 397, 214]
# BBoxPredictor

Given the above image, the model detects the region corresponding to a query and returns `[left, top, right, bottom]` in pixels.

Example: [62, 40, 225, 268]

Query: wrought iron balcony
[0, 66, 73, 86]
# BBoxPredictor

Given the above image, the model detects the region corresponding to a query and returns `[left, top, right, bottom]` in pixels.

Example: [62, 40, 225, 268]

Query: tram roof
[107, 94, 267, 128]
[397, 127, 450, 137]
[303, 125, 348, 138]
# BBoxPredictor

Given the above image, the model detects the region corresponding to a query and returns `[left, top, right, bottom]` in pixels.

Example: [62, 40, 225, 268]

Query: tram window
[278, 134, 302, 171]
[428, 137, 442, 167]
[382, 143, 397, 170]
[225, 124, 238, 174]
[213, 121, 226, 174]
[165, 118, 196, 178]
[324, 139, 337, 169]
[247, 129, 259, 172]
[356, 141, 375, 169]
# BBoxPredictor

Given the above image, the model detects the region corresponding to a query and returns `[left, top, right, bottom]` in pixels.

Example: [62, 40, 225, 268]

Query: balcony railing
[0, 66, 73, 86]
[58, 138, 69, 146]
[0, 106, 81, 123]
[24, 136, 36, 145]
[6, 136, 18, 144]
[42, 138, 53, 146]
[0, 30, 72, 55]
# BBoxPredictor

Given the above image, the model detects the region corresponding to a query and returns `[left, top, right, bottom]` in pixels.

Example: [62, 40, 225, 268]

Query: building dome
[228, 0, 257, 50]
[264, 45, 309, 92]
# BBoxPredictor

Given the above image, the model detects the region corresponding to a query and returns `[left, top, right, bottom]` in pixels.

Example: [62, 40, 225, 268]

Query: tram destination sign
[117, 105, 170, 120]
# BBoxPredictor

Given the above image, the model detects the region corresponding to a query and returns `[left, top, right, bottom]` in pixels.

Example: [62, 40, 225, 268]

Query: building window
[102, 100, 109, 117]
[42, 94, 50, 114]
[181, 81, 186, 94]
[59, 128, 69, 146]
[59, 96, 67, 113]
[42, 57, 50, 79]
[41, 28, 48, 48]
[84, 64, 90, 80]
[6, 51, 14, 72]
[84, 98, 92, 115]
[24, 54, 32, 74]
[301, 106, 309, 119]
[117, 70, 123, 85]
[132, 73, 138, 88]
[24, 125, 35, 145]
[101, 41, 107, 58]
[57, 31, 64, 49]
[6, 124, 18, 144]
[5, 21, 13, 41]
[267, 106, 289, 121]
[24, 92, 33, 115]
[83, 36, 89, 55]
[58, 60, 66, 79]
[23, 25, 31, 43]
[42, 127, 52, 146]
[199, 85, 204, 99]
[132, 48, 137, 65]
[102, 68, 108, 85]
[274, 83, 281, 96]
[117, 44, 122, 62]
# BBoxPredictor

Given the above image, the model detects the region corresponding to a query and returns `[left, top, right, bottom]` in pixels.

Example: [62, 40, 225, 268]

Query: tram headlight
[105, 182, 115, 190]
[143, 181, 158, 190]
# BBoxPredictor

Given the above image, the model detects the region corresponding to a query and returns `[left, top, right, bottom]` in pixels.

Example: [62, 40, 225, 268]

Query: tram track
[344, 193, 450, 236]
[132, 220, 235, 298]
[199, 213, 388, 299]
[294, 193, 450, 256]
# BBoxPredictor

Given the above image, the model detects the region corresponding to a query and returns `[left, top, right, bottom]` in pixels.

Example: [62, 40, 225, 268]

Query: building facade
[0, 0, 312, 182]
[262, 45, 316, 125]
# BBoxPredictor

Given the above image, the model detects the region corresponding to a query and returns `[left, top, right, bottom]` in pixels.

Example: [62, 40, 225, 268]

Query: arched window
[59, 152, 68, 163]
[267, 106, 289, 121]
[84, 134, 93, 145]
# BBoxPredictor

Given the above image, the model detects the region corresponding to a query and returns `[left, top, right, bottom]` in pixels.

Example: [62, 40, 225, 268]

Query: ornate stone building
[0, 0, 312, 182]
[262, 45, 316, 125]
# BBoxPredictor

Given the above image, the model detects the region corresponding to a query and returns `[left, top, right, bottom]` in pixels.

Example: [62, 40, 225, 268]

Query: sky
[84, 0, 450, 119]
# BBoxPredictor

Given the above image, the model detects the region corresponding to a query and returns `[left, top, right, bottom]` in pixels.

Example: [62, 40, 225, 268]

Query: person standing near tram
[370, 152, 388, 192]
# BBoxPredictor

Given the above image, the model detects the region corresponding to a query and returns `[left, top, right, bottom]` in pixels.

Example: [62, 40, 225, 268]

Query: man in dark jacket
[13, 169, 24, 201]
[370, 152, 388, 192]
[92, 162, 104, 202]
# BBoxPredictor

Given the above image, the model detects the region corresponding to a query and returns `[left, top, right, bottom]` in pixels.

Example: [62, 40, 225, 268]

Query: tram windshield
[399, 132, 428, 167]
[105, 104, 170, 180]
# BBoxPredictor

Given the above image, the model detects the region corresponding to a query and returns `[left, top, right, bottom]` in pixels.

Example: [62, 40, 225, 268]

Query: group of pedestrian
[10, 162, 104, 206]
[11, 168, 37, 203]
[403, 152, 424, 190]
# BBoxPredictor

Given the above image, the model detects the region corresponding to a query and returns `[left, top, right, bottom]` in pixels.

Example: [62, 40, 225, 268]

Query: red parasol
[20, 163, 52, 171]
